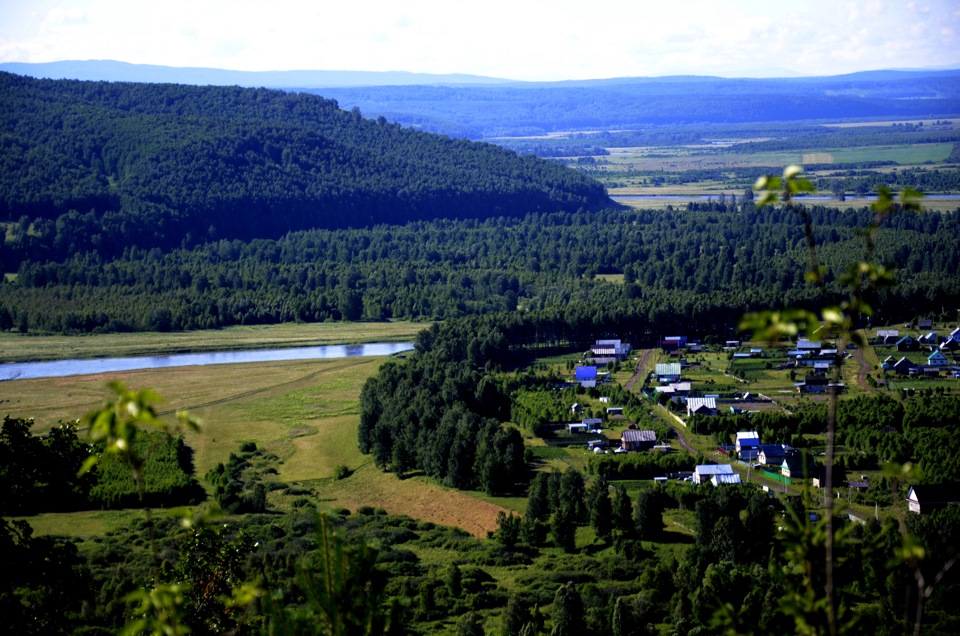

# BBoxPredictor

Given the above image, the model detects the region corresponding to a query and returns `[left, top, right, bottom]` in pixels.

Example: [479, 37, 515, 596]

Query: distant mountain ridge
[0, 60, 514, 88]
[3, 61, 959, 139]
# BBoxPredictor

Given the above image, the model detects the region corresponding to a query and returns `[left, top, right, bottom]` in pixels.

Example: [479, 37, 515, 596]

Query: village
[551, 323, 960, 516]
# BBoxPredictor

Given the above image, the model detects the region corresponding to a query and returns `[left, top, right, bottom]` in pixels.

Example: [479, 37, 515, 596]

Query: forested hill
[0, 72, 609, 265]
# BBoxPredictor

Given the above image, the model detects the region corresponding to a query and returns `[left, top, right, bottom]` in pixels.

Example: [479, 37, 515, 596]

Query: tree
[495, 511, 522, 548]
[612, 485, 634, 537]
[587, 475, 613, 544]
[551, 505, 576, 553]
[634, 488, 664, 542]
[550, 582, 585, 636]
[501, 593, 532, 636]
[457, 612, 485, 636]
[558, 467, 587, 524]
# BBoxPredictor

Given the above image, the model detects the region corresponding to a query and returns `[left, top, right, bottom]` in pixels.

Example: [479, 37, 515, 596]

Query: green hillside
[0, 72, 609, 268]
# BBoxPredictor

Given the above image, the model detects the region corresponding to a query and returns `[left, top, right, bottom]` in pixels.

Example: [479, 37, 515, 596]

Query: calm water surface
[0, 342, 415, 381]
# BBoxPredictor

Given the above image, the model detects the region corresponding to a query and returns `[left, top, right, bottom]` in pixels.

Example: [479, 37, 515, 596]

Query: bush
[334, 464, 351, 480]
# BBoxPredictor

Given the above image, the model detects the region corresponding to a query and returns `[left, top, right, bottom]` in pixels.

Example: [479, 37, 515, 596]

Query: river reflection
[0, 342, 415, 381]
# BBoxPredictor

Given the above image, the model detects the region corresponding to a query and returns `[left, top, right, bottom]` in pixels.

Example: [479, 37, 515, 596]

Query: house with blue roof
[575, 366, 597, 388]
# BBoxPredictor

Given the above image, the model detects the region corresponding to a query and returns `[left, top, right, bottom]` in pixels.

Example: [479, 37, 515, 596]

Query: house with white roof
[656, 363, 681, 383]
[711, 473, 743, 486]
[694, 464, 735, 485]
[686, 397, 717, 417]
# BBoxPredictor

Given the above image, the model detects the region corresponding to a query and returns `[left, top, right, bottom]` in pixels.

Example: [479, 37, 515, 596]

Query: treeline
[0, 416, 203, 515]
[4, 205, 960, 334]
[0, 72, 608, 266]
[835, 394, 960, 482]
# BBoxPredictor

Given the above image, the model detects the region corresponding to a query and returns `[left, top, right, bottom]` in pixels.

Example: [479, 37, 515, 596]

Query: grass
[11, 509, 142, 539]
[0, 321, 429, 364]
[2, 351, 512, 538]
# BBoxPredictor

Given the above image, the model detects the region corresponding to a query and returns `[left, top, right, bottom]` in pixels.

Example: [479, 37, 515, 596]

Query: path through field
[314, 463, 509, 537]
[853, 348, 877, 394]
[624, 348, 654, 390]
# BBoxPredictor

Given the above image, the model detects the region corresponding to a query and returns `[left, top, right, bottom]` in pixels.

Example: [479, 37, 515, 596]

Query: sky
[1, 0, 959, 81]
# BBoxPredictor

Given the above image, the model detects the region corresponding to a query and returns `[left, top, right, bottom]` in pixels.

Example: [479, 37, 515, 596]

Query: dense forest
[0, 72, 608, 266]
[3, 204, 959, 335]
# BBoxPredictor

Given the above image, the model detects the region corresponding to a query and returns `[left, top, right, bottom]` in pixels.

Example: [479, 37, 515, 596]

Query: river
[0, 342, 415, 381]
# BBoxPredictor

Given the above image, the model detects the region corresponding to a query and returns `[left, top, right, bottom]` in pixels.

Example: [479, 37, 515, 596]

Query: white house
[694, 464, 735, 485]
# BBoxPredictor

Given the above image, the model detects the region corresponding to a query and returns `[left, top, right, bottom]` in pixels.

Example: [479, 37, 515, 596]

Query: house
[797, 338, 821, 350]
[795, 376, 843, 394]
[758, 444, 794, 466]
[662, 336, 688, 351]
[694, 464, 735, 485]
[575, 366, 597, 388]
[725, 340, 741, 349]
[571, 403, 582, 414]
[927, 350, 949, 367]
[918, 319, 934, 330]
[735, 431, 760, 454]
[711, 473, 743, 486]
[655, 382, 691, 397]
[582, 418, 603, 430]
[781, 454, 816, 479]
[918, 332, 940, 346]
[877, 329, 899, 344]
[591, 339, 632, 358]
[686, 397, 717, 417]
[940, 337, 959, 352]
[907, 484, 960, 514]
[656, 363, 682, 383]
[606, 407, 624, 417]
[598, 396, 610, 404]
[893, 357, 918, 376]
[568, 422, 589, 434]
[621, 429, 656, 451]
[896, 335, 918, 352]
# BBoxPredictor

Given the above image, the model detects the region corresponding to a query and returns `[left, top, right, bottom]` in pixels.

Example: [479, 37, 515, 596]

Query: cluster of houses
[575, 339, 633, 388]
[650, 335, 724, 417]
[880, 326, 960, 379]
[731, 430, 817, 479]
[785, 338, 847, 394]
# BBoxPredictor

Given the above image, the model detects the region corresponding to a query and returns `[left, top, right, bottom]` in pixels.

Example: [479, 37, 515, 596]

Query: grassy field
[1, 348, 514, 538]
[0, 320, 428, 363]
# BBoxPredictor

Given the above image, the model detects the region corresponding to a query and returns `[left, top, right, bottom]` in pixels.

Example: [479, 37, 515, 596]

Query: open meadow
[2, 337, 511, 538]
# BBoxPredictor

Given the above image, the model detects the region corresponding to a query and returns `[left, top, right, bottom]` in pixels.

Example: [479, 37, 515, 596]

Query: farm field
[0, 320, 428, 363]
